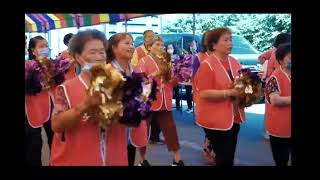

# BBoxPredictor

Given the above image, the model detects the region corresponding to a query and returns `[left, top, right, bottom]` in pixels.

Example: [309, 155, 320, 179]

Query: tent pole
[125, 16, 128, 32]
[193, 13, 196, 41]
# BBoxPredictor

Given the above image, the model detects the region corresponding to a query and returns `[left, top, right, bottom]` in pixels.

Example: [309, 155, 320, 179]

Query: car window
[232, 35, 259, 54]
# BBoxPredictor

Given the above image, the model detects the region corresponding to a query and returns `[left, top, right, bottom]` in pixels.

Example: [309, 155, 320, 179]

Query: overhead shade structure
[25, 14, 79, 33]
[25, 13, 155, 33]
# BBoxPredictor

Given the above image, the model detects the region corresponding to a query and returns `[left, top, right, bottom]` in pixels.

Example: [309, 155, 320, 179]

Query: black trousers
[174, 86, 181, 109]
[174, 85, 193, 110]
[127, 143, 136, 166]
[185, 85, 193, 110]
[127, 113, 162, 166]
[203, 123, 240, 166]
[269, 135, 292, 166]
[25, 99, 54, 166]
[25, 118, 53, 166]
[150, 115, 161, 141]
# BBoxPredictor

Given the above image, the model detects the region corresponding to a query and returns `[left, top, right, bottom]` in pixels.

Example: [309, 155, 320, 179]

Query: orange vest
[265, 68, 291, 137]
[25, 90, 52, 128]
[139, 55, 173, 111]
[109, 62, 149, 148]
[193, 52, 210, 103]
[197, 52, 210, 63]
[65, 66, 77, 81]
[194, 54, 246, 130]
[136, 46, 148, 65]
[258, 48, 274, 64]
[50, 75, 128, 166]
[128, 120, 148, 147]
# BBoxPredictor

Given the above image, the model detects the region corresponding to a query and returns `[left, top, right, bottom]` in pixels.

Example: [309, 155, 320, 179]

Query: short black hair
[275, 43, 291, 63]
[273, 33, 291, 48]
[63, 33, 74, 46]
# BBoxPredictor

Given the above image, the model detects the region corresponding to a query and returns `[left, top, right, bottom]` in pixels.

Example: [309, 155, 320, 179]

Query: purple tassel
[119, 72, 158, 127]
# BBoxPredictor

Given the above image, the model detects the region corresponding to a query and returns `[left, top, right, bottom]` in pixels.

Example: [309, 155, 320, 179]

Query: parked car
[228, 34, 261, 72]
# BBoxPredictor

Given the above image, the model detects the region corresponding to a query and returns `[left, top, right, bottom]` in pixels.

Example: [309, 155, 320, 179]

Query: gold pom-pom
[232, 70, 263, 108]
[87, 64, 126, 128]
[154, 52, 172, 83]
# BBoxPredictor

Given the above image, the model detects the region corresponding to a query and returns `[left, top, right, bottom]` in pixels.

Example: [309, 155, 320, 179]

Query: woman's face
[167, 44, 174, 54]
[113, 35, 135, 61]
[282, 52, 292, 70]
[212, 33, 232, 55]
[149, 40, 164, 56]
[76, 39, 107, 66]
[32, 39, 48, 58]
[190, 40, 197, 52]
[144, 31, 154, 44]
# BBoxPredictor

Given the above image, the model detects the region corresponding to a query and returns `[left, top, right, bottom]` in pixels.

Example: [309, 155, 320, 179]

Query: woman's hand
[82, 91, 102, 111]
[226, 88, 242, 98]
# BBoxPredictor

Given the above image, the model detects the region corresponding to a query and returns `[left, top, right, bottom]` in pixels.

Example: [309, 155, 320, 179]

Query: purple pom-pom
[119, 72, 158, 127]
[25, 60, 44, 96]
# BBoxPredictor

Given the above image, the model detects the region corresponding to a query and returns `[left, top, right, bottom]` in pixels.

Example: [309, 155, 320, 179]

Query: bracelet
[223, 90, 226, 98]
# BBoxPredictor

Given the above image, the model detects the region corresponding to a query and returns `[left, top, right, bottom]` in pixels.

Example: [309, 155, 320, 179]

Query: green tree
[162, 14, 291, 52]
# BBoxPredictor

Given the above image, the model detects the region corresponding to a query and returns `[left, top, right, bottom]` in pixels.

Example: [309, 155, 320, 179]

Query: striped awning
[25, 14, 155, 33]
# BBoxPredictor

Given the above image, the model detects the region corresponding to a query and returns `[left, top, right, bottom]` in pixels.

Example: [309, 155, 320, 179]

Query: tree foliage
[163, 14, 291, 52]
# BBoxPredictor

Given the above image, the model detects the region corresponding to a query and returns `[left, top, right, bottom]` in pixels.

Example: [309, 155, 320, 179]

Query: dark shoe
[172, 160, 185, 166]
[137, 160, 151, 166]
[149, 139, 166, 145]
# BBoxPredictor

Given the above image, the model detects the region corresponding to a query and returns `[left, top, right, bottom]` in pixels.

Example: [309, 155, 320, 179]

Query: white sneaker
[186, 109, 193, 113]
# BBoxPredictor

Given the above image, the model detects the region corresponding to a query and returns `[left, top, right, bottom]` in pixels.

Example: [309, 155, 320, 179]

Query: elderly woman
[135, 35, 185, 166]
[265, 43, 291, 166]
[193, 28, 245, 166]
[50, 30, 128, 166]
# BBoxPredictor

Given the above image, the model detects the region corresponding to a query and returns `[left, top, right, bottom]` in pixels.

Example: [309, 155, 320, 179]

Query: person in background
[167, 43, 178, 62]
[173, 41, 196, 113]
[258, 33, 291, 140]
[135, 35, 185, 166]
[58, 33, 77, 80]
[265, 43, 291, 166]
[25, 36, 54, 166]
[131, 30, 154, 67]
[192, 31, 216, 165]
[258, 33, 291, 81]
[126, 30, 158, 166]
